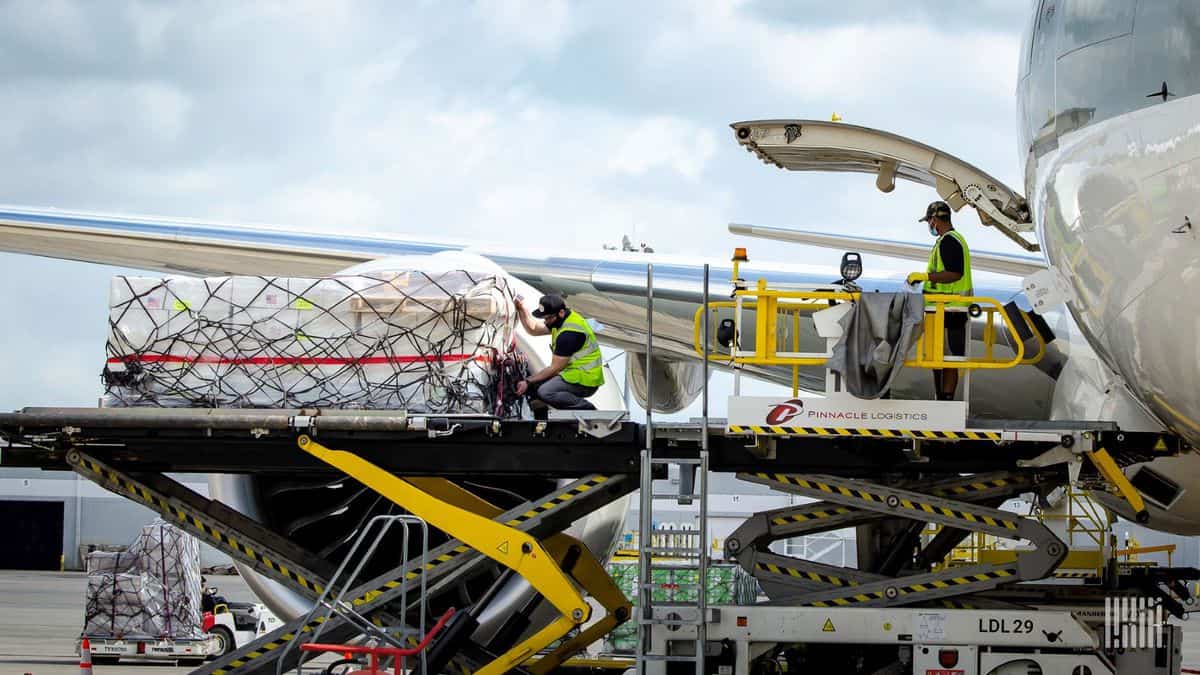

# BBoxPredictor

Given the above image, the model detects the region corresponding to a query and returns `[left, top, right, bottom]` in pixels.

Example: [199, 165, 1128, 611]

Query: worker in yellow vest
[905, 201, 973, 401]
[514, 294, 605, 417]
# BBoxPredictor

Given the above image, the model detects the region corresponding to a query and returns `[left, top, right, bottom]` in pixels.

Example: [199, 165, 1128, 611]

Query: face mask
[546, 312, 565, 329]
[929, 224, 938, 237]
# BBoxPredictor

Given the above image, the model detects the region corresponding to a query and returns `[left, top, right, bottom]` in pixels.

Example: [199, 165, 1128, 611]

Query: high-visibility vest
[551, 310, 605, 387]
[926, 229, 973, 301]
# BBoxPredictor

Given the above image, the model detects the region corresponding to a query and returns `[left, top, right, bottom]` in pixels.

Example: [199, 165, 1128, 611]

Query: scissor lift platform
[0, 406, 1190, 674]
[0, 407, 1177, 478]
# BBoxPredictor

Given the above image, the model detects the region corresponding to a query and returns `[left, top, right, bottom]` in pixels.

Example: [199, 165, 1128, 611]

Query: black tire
[208, 626, 235, 658]
[92, 655, 120, 665]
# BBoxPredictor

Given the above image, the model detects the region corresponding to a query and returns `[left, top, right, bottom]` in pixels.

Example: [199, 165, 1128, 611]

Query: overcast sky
[0, 1, 1033, 410]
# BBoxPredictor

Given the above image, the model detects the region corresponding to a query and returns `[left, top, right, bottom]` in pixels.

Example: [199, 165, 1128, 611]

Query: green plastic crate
[601, 560, 758, 653]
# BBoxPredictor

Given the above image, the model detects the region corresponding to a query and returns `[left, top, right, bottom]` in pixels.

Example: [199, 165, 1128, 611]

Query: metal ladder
[636, 264, 711, 674]
[285, 514, 432, 675]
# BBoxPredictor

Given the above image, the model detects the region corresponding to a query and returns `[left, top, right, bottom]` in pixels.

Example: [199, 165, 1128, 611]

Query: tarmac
[0, 570, 254, 675]
[4, 570, 1200, 673]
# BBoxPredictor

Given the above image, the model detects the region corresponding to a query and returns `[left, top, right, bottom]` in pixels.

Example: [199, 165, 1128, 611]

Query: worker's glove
[905, 272, 929, 286]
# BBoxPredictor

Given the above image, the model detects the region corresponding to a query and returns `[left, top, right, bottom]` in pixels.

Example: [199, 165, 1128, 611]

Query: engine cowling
[625, 352, 706, 413]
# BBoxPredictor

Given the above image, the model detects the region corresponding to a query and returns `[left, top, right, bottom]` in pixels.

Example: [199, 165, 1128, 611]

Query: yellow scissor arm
[300, 438, 629, 675]
[406, 476, 632, 674]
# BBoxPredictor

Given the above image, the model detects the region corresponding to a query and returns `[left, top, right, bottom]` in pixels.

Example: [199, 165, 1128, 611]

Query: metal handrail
[692, 281, 1045, 372]
[284, 514, 431, 675]
[299, 607, 455, 675]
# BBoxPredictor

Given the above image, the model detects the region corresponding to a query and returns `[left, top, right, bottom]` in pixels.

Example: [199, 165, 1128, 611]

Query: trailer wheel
[209, 626, 235, 658]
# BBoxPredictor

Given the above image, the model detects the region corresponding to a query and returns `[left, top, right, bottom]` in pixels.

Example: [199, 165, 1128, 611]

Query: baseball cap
[531, 294, 567, 318]
[919, 200, 952, 223]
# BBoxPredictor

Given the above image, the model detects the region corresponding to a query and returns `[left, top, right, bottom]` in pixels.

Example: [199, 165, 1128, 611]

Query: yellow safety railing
[1117, 543, 1175, 568]
[693, 279, 1045, 380]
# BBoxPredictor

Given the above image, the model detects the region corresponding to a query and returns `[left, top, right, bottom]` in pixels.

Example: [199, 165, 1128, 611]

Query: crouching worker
[514, 294, 604, 418]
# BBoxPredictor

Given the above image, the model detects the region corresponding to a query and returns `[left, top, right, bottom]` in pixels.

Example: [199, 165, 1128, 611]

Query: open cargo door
[731, 119, 1038, 252]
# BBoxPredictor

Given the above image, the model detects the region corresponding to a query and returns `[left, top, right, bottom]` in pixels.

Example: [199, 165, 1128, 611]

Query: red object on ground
[300, 607, 456, 675]
[79, 637, 93, 674]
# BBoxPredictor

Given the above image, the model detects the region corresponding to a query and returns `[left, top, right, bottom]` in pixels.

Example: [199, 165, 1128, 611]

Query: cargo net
[84, 519, 203, 639]
[102, 270, 529, 416]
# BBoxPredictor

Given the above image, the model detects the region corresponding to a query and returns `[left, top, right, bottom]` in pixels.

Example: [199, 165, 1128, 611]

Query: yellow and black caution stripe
[770, 505, 854, 526]
[727, 425, 1001, 441]
[219, 617, 328, 671]
[74, 455, 326, 597]
[932, 477, 1011, 497]
[216, 548, 474, 674]
[213, 545, 472, 672]
[754, 561, 860, 587]
[1053, 570, 1100, 579]
[754, 474, 1022, 531]
[215, 621, 475, 675]
[353, 477, 611, 605]
[506, 475, 610, 527]
[70, 453, 471, 675]
[213, 474, 615, 675]
[762, 476, 1019, 530]
[805, 568, 1017, 608]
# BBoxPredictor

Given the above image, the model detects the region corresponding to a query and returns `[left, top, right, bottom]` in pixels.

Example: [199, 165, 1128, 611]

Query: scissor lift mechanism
[1, 403, 1193, 674]
[59, 443, 636, 675]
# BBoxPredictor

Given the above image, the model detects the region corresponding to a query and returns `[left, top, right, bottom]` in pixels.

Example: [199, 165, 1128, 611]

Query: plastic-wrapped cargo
[84, 573, 168, 638]
[102, 270, 524, 414]
[83, 519, 203, 639]
[601, 561, 758, 654]
[85, 550, 132, 576]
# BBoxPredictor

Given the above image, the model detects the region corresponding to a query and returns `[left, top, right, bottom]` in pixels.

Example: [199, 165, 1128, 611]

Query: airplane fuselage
[1019, 0, 1200, 530]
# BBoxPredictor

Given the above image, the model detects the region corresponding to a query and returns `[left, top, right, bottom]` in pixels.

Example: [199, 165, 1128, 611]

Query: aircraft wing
[0, 205, 1040, 408]
[729, 223, 1046, 278]
[0, 206, 807, 379]
[0, 206, 405, 277]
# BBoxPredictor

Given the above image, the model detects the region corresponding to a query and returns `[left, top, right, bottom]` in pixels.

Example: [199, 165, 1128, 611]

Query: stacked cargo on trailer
[80, 519, 216, 665]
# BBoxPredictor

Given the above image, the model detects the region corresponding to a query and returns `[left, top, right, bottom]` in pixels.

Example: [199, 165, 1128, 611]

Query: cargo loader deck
[0, 407, 1170, 478]
[0, 405, 1192, 674]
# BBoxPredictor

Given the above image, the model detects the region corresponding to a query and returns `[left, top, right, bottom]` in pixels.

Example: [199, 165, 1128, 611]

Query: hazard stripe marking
[209, 474, 611, 674]
[78, 457, 326, 595]
[754, 562, 858, 587]
[803, 568, 1019, 607]
[752, 473, 1023, 532]
[727, 426, 1002, 440]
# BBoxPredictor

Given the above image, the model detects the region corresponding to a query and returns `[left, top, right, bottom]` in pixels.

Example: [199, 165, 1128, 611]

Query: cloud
[0, 2, 1035, 409]
[608, 116, 718, 180]
[473, 0, 574, 55]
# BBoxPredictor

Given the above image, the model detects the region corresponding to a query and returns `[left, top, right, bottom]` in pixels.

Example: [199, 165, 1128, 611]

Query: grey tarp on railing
[827, 291, 925, 399]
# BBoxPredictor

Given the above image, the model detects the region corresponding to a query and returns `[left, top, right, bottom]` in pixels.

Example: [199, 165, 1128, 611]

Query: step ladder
[636, 263, 711, 675]
[286, 514, 434, 675]
[636, 446, 709, 673]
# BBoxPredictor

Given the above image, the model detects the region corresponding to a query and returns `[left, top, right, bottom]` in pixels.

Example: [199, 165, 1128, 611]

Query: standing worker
[513, 294, 605, 416]
[905, 200, 973, 401]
